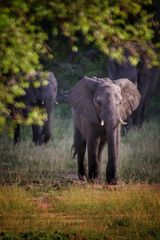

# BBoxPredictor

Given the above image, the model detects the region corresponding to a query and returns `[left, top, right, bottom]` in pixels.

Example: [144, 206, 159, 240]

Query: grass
[0, 106, 76, 184]
[0, 184, 160, 239]
[0, 105, 160, 239]
[120, 119, 160, 183]
[0, 105, 160, 184]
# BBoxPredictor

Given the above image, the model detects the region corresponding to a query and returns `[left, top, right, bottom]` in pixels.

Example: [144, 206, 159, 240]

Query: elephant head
[12, 71, 57, 145]
[69, 77, 141, 184]
[69, 77, 141, 128]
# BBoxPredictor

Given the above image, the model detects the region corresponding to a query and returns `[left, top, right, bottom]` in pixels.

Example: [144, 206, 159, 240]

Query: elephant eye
[115, 93, 122, 104]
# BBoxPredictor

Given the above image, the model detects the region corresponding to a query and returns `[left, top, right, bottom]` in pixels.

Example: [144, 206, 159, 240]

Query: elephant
[12, 71, 57, 145]
[108, 49, 160, 126]
[108, 49, 138, 84]
[133, 62, 159, 125]
[68, 76, 141, 184]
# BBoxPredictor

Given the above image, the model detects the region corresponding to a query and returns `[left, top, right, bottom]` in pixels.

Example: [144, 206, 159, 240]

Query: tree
[0, 0, 159, 133]
[0, 0, 47, 133]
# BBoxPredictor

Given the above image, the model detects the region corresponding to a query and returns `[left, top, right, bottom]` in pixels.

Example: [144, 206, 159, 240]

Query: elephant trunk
[106, 125, 119, 184]
[100, 105, 121, 184]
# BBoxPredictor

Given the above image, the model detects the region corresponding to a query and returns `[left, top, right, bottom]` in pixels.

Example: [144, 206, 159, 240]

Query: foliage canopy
[0, 0, 159, 132]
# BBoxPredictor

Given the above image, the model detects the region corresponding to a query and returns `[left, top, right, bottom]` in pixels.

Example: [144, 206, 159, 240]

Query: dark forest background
[0, 0, 160, 130]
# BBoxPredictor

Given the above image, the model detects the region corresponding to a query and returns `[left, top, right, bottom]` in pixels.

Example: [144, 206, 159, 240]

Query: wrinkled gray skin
[14, 72, 57, 145]
[69, 77, 141, 184]
[108, 50, 160, 126]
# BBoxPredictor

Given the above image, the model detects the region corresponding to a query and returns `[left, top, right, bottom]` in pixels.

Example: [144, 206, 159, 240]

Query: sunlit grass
[0, 185, 160, 239]
[0, 186, 39, 232]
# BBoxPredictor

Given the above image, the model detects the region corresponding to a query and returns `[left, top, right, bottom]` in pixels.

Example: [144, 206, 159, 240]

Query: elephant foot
[107, 178, 118, 185]
[106, 169, 118, 185]
[78, 173, 87, 181]
[87, 176, 101, 184]
[93, 177, 101, 184]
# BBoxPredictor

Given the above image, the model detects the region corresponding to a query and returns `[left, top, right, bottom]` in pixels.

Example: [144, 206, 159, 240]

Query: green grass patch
[0, 185, 160, 240]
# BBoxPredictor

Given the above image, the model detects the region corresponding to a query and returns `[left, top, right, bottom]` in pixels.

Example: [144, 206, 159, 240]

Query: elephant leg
[14, 124, 21, 145]
[41, 106, 53, 143]
[106, 128, 118, 184]
[116, 124, 121, 164]
[97, 138, 106, 172]
[32, 125, 41, 144]
[74, 126, 86, 180]
[87, 138, 100, 181]
[140, 103, 146, 125]
[42, 121, 52, 143]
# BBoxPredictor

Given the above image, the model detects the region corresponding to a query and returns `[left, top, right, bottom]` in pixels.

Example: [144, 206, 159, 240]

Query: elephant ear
[69, 77, 100, 123]
[114, 78, 141, 120]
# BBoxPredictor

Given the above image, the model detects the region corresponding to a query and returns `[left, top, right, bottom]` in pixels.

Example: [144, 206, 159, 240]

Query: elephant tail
[71, 145, 77, 159]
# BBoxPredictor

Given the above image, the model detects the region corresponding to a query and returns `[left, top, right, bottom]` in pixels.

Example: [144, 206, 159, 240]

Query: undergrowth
[0, 105, 160, 184]
[0, 185, 160, 240]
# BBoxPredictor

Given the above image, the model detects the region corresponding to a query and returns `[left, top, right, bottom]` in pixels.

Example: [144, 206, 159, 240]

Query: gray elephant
[108, 49, 160, 126]
[133, 62, 159, 125]
[13, 71, 57, 144]
[108, 49, 138, 84]
[69, 77, 141, 184]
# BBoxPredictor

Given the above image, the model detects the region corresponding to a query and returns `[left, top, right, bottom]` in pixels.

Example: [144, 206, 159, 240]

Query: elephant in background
[69, 77, 141, 184]
[108, 49, 160, 126]
[108, 48, 138, 84]
[133, 62, 159, 125]
[12, 71, 57, 145]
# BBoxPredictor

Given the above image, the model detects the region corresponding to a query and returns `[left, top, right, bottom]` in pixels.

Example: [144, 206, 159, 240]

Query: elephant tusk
[119, 118, 127, 125]
[55, 101, 59, 105]
[100, 120, 104, 126]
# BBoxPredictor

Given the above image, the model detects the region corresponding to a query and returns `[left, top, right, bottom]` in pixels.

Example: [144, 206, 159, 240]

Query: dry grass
[0, 186, 39, 232]
[0, 184, 160, 239]
[0, 114, 160, 239]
